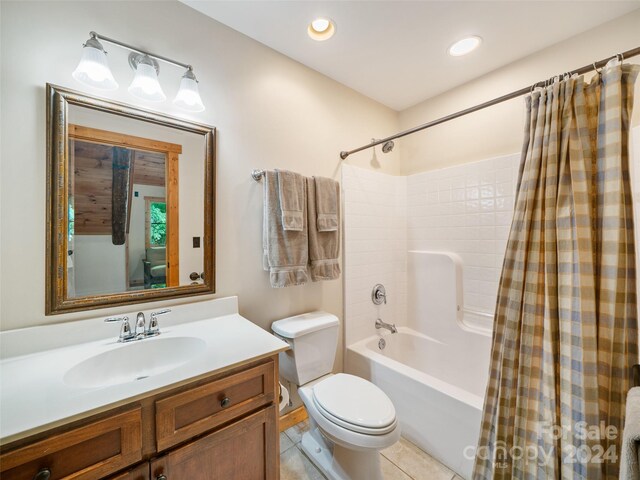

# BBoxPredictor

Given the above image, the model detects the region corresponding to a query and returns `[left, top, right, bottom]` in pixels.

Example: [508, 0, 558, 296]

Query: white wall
[74, 236, 126, 296]
[178, 134, 205, 286]
[399, 9, 640, 174]
[342, 165, 406, 346]
[0, 0, 400, 347]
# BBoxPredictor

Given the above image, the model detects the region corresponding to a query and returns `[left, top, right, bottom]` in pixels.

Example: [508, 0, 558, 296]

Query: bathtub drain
[378, 338, 386, 350]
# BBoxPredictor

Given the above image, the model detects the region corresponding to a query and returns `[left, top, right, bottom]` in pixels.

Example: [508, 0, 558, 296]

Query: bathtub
[347, 327, 488, 480]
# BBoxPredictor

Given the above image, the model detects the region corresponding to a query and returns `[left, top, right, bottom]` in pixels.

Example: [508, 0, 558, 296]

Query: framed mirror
[46, 84, 215, 314]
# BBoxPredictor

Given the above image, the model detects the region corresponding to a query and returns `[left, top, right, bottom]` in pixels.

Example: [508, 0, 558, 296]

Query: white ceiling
[182, 1, 640, 111]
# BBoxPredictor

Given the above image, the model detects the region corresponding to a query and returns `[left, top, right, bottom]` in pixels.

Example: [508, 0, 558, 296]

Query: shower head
[382, 140, 394, 154]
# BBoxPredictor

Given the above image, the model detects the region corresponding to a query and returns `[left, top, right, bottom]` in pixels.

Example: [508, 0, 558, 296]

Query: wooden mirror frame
[46, 84, 216, 315]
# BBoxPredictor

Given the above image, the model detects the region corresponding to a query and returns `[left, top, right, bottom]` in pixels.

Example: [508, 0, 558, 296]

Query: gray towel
[276, 170, 305, 231]
[314, 176, 339, 232]
[621, 387, 640, 480]
[307, 177, 340, 281]
[263, 171, 309, 287]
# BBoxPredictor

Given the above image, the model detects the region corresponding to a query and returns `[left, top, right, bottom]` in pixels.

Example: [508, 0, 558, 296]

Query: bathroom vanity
[0, 297, 288, 480]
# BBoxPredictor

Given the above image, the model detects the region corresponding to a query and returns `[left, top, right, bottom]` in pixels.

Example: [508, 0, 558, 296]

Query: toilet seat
[312, 374, 397, 435]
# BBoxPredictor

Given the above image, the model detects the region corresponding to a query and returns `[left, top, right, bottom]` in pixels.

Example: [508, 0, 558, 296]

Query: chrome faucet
[148, 309, 171, 336]
[104, 316, 134, 342]
[135, 312, 146, 338]
[104, 309, 171, 342]
[375, 318, 397, 334]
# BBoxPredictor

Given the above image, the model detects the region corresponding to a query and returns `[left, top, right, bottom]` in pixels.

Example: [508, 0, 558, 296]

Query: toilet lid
[312, 374, 396, 432]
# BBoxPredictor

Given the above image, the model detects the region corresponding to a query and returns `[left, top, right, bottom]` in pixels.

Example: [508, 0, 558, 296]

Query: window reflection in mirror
[66, 105, 205, 298]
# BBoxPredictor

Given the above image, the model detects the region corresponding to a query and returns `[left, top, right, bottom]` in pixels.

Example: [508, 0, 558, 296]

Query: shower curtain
[474, 61, 640, 480]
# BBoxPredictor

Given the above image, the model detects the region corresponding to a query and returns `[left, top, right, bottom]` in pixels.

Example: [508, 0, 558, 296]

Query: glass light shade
[128, 59, 166, 102]
[173, 71, 205, 112]
[72, 45, 119, 90]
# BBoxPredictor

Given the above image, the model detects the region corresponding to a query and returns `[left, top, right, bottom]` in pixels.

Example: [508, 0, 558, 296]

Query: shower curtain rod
[339, 45, 640, 160]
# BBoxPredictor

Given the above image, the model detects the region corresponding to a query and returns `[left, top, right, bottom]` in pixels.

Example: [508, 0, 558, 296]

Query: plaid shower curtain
[474, 62, 640, 480]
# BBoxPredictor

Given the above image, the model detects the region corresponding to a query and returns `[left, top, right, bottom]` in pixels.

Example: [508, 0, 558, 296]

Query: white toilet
[272, 311, 400, 480]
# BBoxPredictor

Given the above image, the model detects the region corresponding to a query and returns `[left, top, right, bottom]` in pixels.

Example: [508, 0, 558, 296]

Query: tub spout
[375, 318, 397, 334]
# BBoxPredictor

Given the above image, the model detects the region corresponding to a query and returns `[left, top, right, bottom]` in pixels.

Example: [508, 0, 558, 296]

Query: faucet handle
[104, 316, 133, 342]
[148, 309, 171, 336]
[372, 284, 387, 305]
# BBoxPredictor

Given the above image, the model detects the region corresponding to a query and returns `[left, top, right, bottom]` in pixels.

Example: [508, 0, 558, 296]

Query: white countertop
[0, 305, 288, 445]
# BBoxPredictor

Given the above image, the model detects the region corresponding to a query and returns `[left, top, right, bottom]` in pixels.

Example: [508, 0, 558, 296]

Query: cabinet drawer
[155, 360, 275, 451]
[0, 408, 142, 480]
[107, 462, 149, 480]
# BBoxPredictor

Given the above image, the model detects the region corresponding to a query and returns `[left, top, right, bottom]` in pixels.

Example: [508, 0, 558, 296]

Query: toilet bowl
[272, 312, 400, 480]
[299, 373, 400, 480]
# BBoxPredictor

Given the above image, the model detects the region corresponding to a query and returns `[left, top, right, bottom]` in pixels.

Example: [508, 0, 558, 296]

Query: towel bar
[252, 169, 265, 181]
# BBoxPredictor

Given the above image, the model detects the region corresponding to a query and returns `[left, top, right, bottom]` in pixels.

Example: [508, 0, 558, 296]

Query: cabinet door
[150, 406, 278, 480]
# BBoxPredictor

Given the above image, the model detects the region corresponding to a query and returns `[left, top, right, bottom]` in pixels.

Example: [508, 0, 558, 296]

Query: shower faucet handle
[372, 284, 387, 305]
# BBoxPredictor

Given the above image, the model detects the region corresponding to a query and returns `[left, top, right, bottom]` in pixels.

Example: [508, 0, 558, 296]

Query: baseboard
[279, 405, 308, 432]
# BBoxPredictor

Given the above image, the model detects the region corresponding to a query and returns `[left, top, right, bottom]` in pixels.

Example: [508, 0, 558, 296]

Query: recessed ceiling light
[308, 17, 335, 41]
[448, 36, 482, 57]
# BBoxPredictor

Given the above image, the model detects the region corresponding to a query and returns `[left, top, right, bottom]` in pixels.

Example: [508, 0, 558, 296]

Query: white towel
[621, 387, 640, 480]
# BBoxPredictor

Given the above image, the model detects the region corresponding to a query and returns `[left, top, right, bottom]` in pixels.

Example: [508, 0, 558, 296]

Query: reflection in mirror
[47, 85, 215, 314]
[66, 105, 205, 298]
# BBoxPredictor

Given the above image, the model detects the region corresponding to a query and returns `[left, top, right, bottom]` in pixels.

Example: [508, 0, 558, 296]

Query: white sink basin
[63, 336, 207, 388]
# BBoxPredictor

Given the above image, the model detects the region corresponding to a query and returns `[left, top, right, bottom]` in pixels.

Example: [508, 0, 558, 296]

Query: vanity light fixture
[448, 36, 482, 57]
[72, 34, 119, 90]
[128, 54, 166, 102]
[308, 17, 336, 41]
[173, 68, 205, 112]
[72, 31, 205, 112]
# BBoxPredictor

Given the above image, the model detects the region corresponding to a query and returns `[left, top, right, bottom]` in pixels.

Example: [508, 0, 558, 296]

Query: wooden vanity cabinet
[0, 356, 279, 480]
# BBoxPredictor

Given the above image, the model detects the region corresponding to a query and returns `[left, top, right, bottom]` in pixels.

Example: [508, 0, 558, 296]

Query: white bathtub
[347, 327, 487, 480]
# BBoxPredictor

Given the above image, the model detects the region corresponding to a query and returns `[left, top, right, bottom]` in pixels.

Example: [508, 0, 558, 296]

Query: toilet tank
[271, 312, 339, 386]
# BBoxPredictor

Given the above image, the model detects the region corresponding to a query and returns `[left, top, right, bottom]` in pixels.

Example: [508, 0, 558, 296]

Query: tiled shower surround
[342, 165, 407, 346]
[343, 153, 519, 345]
[344, 128, 640, 347]
[406, 154, 519, 329]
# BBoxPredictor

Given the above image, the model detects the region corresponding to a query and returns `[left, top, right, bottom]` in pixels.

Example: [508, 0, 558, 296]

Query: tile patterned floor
[280, 419, 464, 480]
